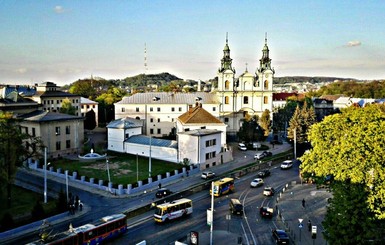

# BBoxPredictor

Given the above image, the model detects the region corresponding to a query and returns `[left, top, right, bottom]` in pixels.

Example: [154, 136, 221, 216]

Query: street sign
[298, 218, 303, 223]
[299, 223, 303, 228]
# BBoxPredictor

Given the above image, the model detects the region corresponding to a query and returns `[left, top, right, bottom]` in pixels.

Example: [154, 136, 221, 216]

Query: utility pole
[294, 127, 297, 159]
[44, 147, 47, 204]
[149, 136, 152, 178]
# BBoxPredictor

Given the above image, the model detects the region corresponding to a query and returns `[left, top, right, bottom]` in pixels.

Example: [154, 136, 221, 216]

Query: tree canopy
[0, 112, 43, 207]
[300, 104, 385, 219]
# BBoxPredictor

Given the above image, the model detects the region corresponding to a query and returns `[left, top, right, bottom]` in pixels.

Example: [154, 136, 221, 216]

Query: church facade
[214, 35, 274, 138]
[114, 35, 275, 141]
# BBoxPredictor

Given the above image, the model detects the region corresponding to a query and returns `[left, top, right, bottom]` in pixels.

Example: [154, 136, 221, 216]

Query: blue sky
[1, 1, 385, 86]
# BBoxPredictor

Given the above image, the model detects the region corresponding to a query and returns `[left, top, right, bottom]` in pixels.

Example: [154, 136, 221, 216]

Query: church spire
[219, 32, 235, 72]
[258, 33, 274, 73]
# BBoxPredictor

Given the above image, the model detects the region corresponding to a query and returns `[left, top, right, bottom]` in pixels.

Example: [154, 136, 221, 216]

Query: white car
[254, 152, 265, 160]
[250, 178, 264, 187]
[238, 143, 247, 151]
[280, 160, 293, 169]
[201, 171, 215, 179]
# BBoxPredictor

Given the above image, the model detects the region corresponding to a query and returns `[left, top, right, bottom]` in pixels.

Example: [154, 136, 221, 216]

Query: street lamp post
[44, 147, 47, 204]
[149, 136, 152, 178]
[106, 156, 111, 184]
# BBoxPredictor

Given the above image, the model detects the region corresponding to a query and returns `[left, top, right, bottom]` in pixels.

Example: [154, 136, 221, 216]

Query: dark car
[272, 229, 290, 244]
[263, 187, 275, 196]
[155, 188, 173, 198]
[257, 169, 271, 178]
[229, 198, 243, 215]
[260, 206, 274, 218]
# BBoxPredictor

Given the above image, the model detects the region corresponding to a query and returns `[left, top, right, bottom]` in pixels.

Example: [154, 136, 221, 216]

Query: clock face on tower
[265, 74, 269, 78]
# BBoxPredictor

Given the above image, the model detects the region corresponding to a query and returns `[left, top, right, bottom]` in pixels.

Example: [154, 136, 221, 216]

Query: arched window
[225, 80, 230, 90]
[243, 96, 249, 104]
[225, 96, 229, 104]
[264, 96, 268, 104]
[264, 80, 269, 89]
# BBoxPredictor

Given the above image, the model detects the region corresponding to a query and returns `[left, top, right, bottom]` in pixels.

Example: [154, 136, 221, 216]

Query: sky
[1, 1, 385, 86]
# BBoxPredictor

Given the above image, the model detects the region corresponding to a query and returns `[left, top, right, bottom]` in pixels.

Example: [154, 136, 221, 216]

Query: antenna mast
[144, 43, 148, 74]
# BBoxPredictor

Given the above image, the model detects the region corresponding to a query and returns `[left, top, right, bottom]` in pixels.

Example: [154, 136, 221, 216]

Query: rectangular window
[157, 118, 160, 123]
[264, 96, 268, 104]
[57, 100, 60, 104]
[136, 107, 139, 112]
[157, 107, 160, 112]
[206, 139, 217, 147]
[157, 128, 161, 134]
[150, 129, 154, 134]
[171, 107, 175, 112]
[224, 117, 229, 123]
[213, 107, 216, 111]
[66, 140, 71, 149]
[150, 118, 154, 123]
[121, 108, 125, 112]
[205, 151, 216, 160]
[66, 126, 70, 134]
[150, 107, 153, 112]
[32, 128, 36, 137]
[179, 107, 182, 112]
[56, 141, 61, 150]
[55, 127, 61, 135]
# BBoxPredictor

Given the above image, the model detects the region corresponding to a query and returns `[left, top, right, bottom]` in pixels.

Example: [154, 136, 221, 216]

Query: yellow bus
[211, 177, 235, 197]
[153, 198, 193, 223]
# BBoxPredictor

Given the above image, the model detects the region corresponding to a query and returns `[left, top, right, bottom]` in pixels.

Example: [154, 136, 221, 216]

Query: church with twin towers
[114, 34, 275, 140]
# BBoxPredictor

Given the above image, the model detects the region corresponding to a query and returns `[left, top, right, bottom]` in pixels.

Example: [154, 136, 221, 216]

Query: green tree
[96, 87, 127, 125]
[300, 104, 385, 219]
[0, 112, 43, 208]
[259, 109, 271, 137]
[59, 98, 76, 115]
[323, 181, 384, 244]
[287, 101, 316, 144]
[68, 79, 97, 99]
[237, 115, 264, 143]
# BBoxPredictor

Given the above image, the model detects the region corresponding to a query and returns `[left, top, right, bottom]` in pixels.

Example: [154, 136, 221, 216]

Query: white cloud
[15, 68, 27, 74]
[54, 6, 65, 14]
[346, 40, 361, 47]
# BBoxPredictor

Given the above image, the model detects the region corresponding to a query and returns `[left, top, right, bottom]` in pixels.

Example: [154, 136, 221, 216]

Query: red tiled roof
[178, 104, 223, 124]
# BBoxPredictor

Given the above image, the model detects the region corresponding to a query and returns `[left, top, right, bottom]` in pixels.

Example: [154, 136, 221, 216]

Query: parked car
[238, 143, 247, 151]
[250, 178, 264, 188]
[155, 188, 173, 198]
[260, 206, 274, 218]
[272, 229, 290, 244]
[254, 151, 273, 160]
[229, 198, 243, 215]
[280, 160, 293, 169]
[263, 187, 275, 196]
[257, 169, 271, 178]
[201, 171, 216, 179]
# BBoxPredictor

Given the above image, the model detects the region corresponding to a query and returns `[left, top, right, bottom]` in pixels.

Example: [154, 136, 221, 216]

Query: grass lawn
[0, 186, 57, 231]
[50, 152, 182, 186]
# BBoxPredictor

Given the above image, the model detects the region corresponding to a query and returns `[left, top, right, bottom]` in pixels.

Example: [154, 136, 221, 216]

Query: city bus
[26, 213, 127, 245]
[153, 198, 193, 223]
[211, 177, 235, 197]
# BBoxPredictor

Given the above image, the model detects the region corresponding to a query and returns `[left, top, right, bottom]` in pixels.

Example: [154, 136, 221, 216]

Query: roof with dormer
[116, 92, 219, 105]
[178, 104, 223, 124]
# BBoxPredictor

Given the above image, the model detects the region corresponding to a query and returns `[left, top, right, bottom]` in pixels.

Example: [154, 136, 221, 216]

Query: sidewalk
[276, 183, 332, 245]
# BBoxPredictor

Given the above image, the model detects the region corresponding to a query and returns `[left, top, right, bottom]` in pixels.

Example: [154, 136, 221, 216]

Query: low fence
[28, 162, 200, 196]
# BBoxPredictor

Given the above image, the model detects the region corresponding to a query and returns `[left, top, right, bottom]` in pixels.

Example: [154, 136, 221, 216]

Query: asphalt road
[2, 141, 296, 244]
